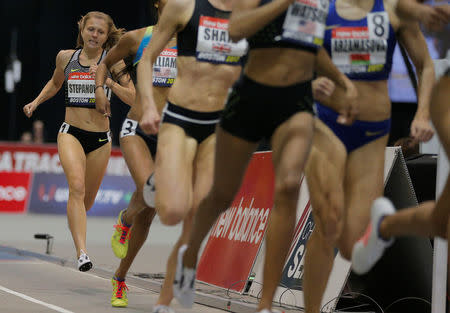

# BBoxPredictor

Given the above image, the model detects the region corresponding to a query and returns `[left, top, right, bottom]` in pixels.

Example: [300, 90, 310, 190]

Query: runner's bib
[331, 12, 389, 74]
[67, 72, 111, 106]
[282, 0, 329, 46]
[196, 16, 248, 65]
[153, 48, 178, 87]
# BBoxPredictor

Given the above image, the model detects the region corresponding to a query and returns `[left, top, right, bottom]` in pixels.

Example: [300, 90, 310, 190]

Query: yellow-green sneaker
[111, 210, 131, 259]
[111, 277, 128, 307]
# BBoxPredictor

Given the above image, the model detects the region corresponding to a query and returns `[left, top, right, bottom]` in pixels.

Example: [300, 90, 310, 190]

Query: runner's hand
[23, 102, 37, 118]
[95, 87, 111, 117]
[312, 77, 335, 102]
[419, 4, 449, 31]
[89, 64, 98, 79]
[337, 80, 358, 125]
[139, 101, 160, 135]
[410, 116, 434, 142]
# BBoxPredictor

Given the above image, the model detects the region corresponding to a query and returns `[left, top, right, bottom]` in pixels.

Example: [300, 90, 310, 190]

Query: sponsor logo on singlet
[196, 16, 248, 65]
[281, 0, 329, 46]
[331, 12, 389, 74]
[153, 48, 177, 87]
[67, 72, 111, 105]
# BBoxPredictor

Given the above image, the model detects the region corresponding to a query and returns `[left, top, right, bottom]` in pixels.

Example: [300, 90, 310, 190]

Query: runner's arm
[24, 50, 70, 117]
[398, 19, 435, 142]
[315, 47, 358, 124]
[229, 0, 294, 42]
[137, 0, 185, 133]
[109, 60, 136, 106]
[95, 33, 137, 112]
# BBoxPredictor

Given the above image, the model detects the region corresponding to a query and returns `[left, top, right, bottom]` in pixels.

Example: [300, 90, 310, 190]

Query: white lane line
[0, 285, 74, 313]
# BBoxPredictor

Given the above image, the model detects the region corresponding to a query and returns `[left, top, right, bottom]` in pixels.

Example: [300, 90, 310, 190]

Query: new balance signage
[197, 152, 274, 293]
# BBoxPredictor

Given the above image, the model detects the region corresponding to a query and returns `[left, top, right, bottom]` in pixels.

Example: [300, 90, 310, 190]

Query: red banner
[197, 152, 274, 293]
[0, 142, 128, 176]
[0, 172, 32, 213]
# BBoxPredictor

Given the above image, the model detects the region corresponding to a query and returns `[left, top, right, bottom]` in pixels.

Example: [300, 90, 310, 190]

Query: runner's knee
[158, 207, 186, 226]
[274, 173, 302, 204]
[312, 190, 343, 244]
[68, 177, 85, 201]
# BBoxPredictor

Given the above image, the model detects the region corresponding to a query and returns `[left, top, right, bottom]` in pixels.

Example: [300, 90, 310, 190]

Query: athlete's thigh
[210, 126, 258, 200]
[341, 135, 388, 240]
[431, 75, 450, 158]
[430, 76, 450, 227]
[120, 135, 154, 189]
[306, 119, 346, 226]
[271, 112, 314, 184]
[192, 134, 216, 211]
[306, 118, 347, 185]
[155, 123, 197, 208]
[57, 133, 86, 189]
[84, 142, 112, 210]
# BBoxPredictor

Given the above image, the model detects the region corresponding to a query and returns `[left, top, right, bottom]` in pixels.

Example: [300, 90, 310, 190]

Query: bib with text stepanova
[153, 48, 178, 87]
[67, 72, 111, 106]
[196, 16, 248, 65]
[282, 0, 329, 46]
[331, 12, 389, 74]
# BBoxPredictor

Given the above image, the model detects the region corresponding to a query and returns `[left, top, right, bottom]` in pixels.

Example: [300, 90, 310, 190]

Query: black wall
[0, 0, 156, 144]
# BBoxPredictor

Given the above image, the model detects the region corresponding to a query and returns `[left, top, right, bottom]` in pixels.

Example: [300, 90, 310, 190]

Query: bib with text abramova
[324, 0, 397, 80]
[153, 47, 178, 87]
[64, 49, 112, 108]
[196, 16, 248, 65]
[282, 0, 329, 47]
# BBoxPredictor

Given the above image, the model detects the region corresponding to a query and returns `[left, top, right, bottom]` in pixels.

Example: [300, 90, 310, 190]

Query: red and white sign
[0, 172, 32, 213]
[0, 142, 129, 176]
[197, 152, 274, 292]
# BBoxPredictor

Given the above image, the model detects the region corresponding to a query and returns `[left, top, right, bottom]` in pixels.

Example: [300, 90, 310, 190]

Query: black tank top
[248, 0, 329, 53]
[64, 49, 112, 108]
[177, 0, 248, 65]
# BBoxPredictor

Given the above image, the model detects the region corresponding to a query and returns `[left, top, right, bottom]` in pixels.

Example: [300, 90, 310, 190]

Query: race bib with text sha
[282, 0, 329, 46]
[67, 72, 111, 105]
[196, 16, 248, 65]
[331, 12, 389, 74]
[153, 48, 177, 87]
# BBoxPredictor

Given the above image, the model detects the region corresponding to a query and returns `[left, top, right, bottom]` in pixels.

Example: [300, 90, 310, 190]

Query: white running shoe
[256, 309, 281, 313]
[143, 173, 156, 207]
[173, 244, 196, 308]
[78, 249, 93, 272]
[352, 197, 395, 275]
[152, 305, 175, 313]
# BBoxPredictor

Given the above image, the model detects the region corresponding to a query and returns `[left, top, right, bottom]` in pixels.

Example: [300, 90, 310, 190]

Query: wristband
[95, 85, 104, 90]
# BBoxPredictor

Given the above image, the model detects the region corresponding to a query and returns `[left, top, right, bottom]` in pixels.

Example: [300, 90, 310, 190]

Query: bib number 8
[372, 14, 385, 37]
[368, 12, 389, 39]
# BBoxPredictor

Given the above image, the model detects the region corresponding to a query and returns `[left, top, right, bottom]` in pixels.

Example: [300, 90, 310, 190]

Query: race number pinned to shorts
[196, 16, 248, 65]
[281, 0, 329, 47]
[153, 48, 177, 87]
[120, 119, 138, 138]
[331, 12, 389, 74]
